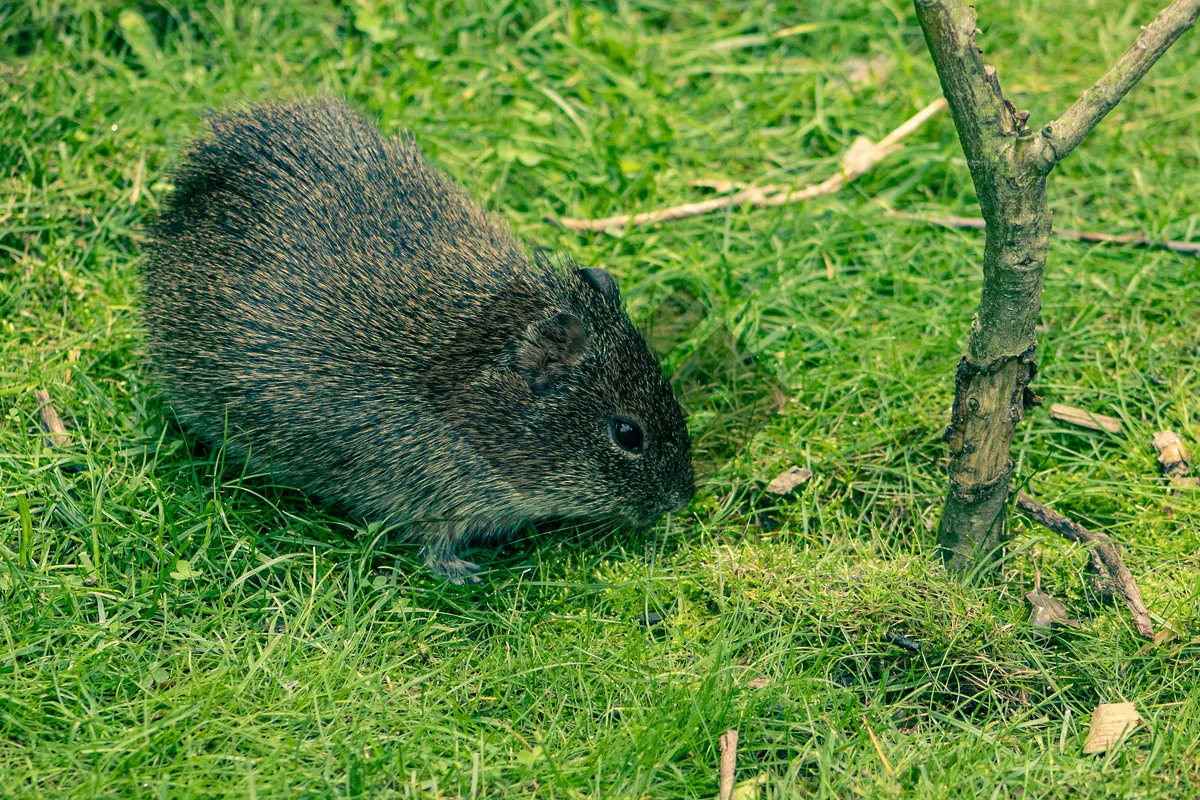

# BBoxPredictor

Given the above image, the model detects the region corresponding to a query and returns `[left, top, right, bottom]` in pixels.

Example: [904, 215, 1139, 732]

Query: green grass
[3, 0, 1200, 797]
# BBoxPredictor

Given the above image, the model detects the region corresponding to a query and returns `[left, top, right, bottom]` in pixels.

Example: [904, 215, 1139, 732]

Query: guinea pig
[141, 97, 694, 583]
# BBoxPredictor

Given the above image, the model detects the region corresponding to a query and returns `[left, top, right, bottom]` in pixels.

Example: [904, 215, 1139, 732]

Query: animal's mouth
[638, 512, 664, 528]
[607, 493, 692, 529]
[628, 507, 671, 528]
[667, 487, 694, 514]
[610, 506, 657, 529]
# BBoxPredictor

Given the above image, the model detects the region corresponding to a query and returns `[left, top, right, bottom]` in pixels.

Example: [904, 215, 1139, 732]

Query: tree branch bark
[915, 0, 1047, 571]
[1023, 0, 1200, 174]
[914, 0, 1195, 574]
[913, 0, 1027, 220]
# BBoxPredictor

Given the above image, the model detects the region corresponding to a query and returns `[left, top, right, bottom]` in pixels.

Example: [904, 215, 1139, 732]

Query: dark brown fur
[141, 97, 693, 582]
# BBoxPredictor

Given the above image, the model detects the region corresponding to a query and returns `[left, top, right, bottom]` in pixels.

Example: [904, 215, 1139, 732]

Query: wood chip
[1082, 702, 1142, 754]
[1151, 431, 1191, 477]
[1026, 588, 1081, 637]
[1170, 476, 1199, 491]
[746, 676, 769, 690]
[35, 389, 69, 448]
[718, 729, 738, 800]
[765, 466, 813, 495]
[1049, 404, 1123, 435]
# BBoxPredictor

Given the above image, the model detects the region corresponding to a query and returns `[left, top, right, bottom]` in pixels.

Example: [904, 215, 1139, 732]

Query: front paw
[425, 552, 483, 585]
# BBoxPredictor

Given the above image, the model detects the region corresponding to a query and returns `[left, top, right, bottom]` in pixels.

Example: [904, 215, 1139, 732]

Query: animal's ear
[516, 312, 589, 395]
[576, 267, 621, 305]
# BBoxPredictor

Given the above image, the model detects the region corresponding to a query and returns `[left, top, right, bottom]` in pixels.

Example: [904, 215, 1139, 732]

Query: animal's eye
[610, 417, 644, 454]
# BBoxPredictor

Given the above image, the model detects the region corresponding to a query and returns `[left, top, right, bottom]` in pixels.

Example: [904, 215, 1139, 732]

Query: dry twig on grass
[546, 98, 947, 233]
[1048, 404, 1124, 436]
[35, 389, 69, 448]
[718, 729, 738, 800]
[888, 211, 1200, 255]
[1016, 492, 1153, 639]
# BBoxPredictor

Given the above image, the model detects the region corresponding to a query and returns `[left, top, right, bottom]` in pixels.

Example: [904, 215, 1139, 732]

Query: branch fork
[916, 0, 1199, 572]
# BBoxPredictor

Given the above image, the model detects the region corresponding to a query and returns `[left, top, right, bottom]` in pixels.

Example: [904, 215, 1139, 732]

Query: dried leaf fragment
[35, 389, 69, 448]
[1082, 702, 1142, 754]
[1137, 626, 1180, 656]
[732, 773, 768, 800]
[1049, 404, 1122, 435]
[766, 466, 813, 495]
[1151, 431, 1191, 477]
[1152, 626, 1179, 646]
[1026, 588, 1081, 636]
[746, 676, 769, 690]
[843, 54, 893, 85]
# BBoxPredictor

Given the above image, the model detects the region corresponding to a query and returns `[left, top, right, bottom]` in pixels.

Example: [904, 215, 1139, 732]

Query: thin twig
[1024, 0, 1200, 174]
[547, 98, 946, 233]
[35, 389, 68, 448]
[1051, 228, 1199, 254]
[1015, 492, 1153, 639]
[688, 178, 788, 195]
[718, 729, 738, 800]
[707, 22, 826, 52]
[889, 210, 1200, 255]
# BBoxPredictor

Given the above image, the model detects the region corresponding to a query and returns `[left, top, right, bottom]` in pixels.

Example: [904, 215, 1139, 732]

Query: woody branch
[913, 0, 1198, 572]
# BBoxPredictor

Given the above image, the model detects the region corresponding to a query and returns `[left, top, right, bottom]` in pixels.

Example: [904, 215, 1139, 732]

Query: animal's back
[142, 98, 542, 514]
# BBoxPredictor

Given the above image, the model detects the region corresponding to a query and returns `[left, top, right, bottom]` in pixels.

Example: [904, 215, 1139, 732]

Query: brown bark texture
[913, 0, 1199, 573]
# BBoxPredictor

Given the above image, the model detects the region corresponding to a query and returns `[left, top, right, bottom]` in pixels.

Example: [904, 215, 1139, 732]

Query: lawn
[3, 0, 1200, 797]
